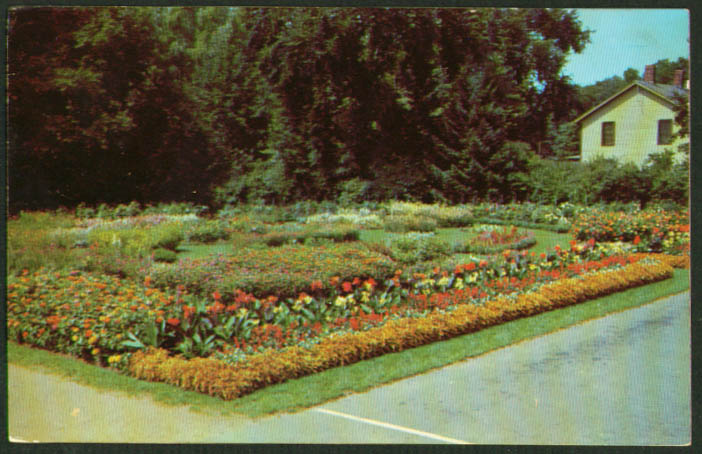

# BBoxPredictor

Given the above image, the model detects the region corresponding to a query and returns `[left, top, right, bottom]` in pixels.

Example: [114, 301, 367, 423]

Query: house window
[657, 119, 673, 145]
[601, 121, 615, 146]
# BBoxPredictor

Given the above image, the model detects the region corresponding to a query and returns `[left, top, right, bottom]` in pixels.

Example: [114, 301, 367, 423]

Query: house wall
[580, 86, 686, 167]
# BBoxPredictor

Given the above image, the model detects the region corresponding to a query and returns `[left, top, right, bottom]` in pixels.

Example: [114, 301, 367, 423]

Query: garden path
[8, 292, 690, 445]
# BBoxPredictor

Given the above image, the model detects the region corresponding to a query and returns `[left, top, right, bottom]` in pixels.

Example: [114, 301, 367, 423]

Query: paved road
[9, 292, 690, 445]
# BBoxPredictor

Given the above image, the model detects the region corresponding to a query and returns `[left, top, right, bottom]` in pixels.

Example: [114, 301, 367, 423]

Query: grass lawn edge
[8, 268, 689, 418]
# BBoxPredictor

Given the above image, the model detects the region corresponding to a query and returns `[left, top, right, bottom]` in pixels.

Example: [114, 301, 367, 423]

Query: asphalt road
[8, 291, 690, 445]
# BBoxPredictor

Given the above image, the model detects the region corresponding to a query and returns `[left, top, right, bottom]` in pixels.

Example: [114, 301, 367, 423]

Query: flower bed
[570, 208, 689, 254]
[126, 258, 675, 400]
[454, 225, 536, 255]
[146, 243, 396, 301]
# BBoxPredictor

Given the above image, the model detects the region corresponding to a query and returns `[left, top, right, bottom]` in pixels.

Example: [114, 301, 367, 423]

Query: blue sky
[562, 9, 689, 86]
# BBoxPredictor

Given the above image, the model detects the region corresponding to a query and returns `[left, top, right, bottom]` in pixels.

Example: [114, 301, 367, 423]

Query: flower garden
[7, 201, 690, 400]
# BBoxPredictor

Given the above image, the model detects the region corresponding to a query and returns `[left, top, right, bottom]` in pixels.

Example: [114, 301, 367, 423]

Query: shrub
[185, 220, 231, 243]
[153, 248, 177, 263]
[305, 208, 383, 229]
[256, 224, 360, 247]
[383, 214, 437, 233]
[387, 233, 451, 264]
[150, 223, 185, 251]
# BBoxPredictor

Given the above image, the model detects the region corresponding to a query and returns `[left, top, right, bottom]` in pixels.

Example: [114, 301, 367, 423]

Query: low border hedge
[472, 217, 570, 233]
[128, 257, 676, 400]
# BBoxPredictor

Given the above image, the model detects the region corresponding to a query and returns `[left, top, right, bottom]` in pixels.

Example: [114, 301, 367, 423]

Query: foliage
[146, 243, 396, 300]
[185, 220, 232, 243]
[386, 233, 451, 264]
[453, 225, 536, 255]
[153, 248, 178, 263]
[254, 224, 360, 247]
[383, 215, 438, 233]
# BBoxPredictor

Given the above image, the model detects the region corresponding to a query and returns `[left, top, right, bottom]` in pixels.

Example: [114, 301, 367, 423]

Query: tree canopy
[9, 7, 593, 211]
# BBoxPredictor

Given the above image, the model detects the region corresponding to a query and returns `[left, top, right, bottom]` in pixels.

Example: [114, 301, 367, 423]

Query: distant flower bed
[453, 225, 536, 255]
[571, 208, 689, 255]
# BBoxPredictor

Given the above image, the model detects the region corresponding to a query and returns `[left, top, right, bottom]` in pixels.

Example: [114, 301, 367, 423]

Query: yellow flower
[108, 354, 122, 364]
[334, 296, 347, 307]
[71, 335, 78, 342]
[89, 335, 98, 344]
[454, 278, 464, 289]
[238, 308, 248, 318]
[91, 348, 100, 355]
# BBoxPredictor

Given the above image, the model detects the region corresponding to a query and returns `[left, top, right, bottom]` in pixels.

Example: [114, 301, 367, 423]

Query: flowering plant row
[570, 207, 689, 254]
[127, 258, 675, 400]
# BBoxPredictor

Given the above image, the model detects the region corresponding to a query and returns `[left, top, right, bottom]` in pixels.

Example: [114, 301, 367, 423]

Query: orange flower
[212, 291, 222, 301]
[310, 280, 323, 291]
[167, 317, 180, 327]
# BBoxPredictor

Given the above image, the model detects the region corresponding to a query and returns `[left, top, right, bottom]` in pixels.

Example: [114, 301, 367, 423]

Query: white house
[573, 65, 689, 167]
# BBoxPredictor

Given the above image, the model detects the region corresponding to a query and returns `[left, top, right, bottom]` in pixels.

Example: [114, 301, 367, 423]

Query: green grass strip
[9, 269, 689, 418]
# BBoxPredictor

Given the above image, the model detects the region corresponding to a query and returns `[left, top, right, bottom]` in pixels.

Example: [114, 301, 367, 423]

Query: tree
[623, 67, 640, 83]
[8, 7, 222, 211]
[212, 7, 590, 204]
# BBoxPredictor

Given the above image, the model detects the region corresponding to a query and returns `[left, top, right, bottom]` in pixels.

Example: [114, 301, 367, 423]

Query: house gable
[575, 81, 687, 167]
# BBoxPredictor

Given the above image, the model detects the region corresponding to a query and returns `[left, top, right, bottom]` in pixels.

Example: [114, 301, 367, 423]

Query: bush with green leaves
[153, 248, 178, 263]
[386, 233, 451, 264]
[256, 224, 360, 247]
[383, 214, 437, 233]
[185, 220, 231, 243]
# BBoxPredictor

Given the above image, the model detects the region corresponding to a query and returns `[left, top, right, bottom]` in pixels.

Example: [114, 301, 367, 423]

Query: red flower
[212, 291, 222, 301]
[167, 317, 180, 327]
[479, 260, 488, 268]
[342, 281, 353, 293]
[464, 262, 476, 272]
[454, 265, 463, 275]
[364, 278, 377, 288]
[633, 235, 641, 245]
[310, 280, 323, 291]
[352, 277, 361, 286]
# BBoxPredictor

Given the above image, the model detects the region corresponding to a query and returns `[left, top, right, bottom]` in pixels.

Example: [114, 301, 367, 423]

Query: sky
[562, 9, 689, 86]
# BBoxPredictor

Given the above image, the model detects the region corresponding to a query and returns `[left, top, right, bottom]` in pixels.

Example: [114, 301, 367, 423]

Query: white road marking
[9, 436, 39, 443]
[314, 408, 471, 444]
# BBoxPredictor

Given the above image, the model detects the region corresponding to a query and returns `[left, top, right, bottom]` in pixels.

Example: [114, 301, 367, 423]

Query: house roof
[573, 80, 688, 124]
